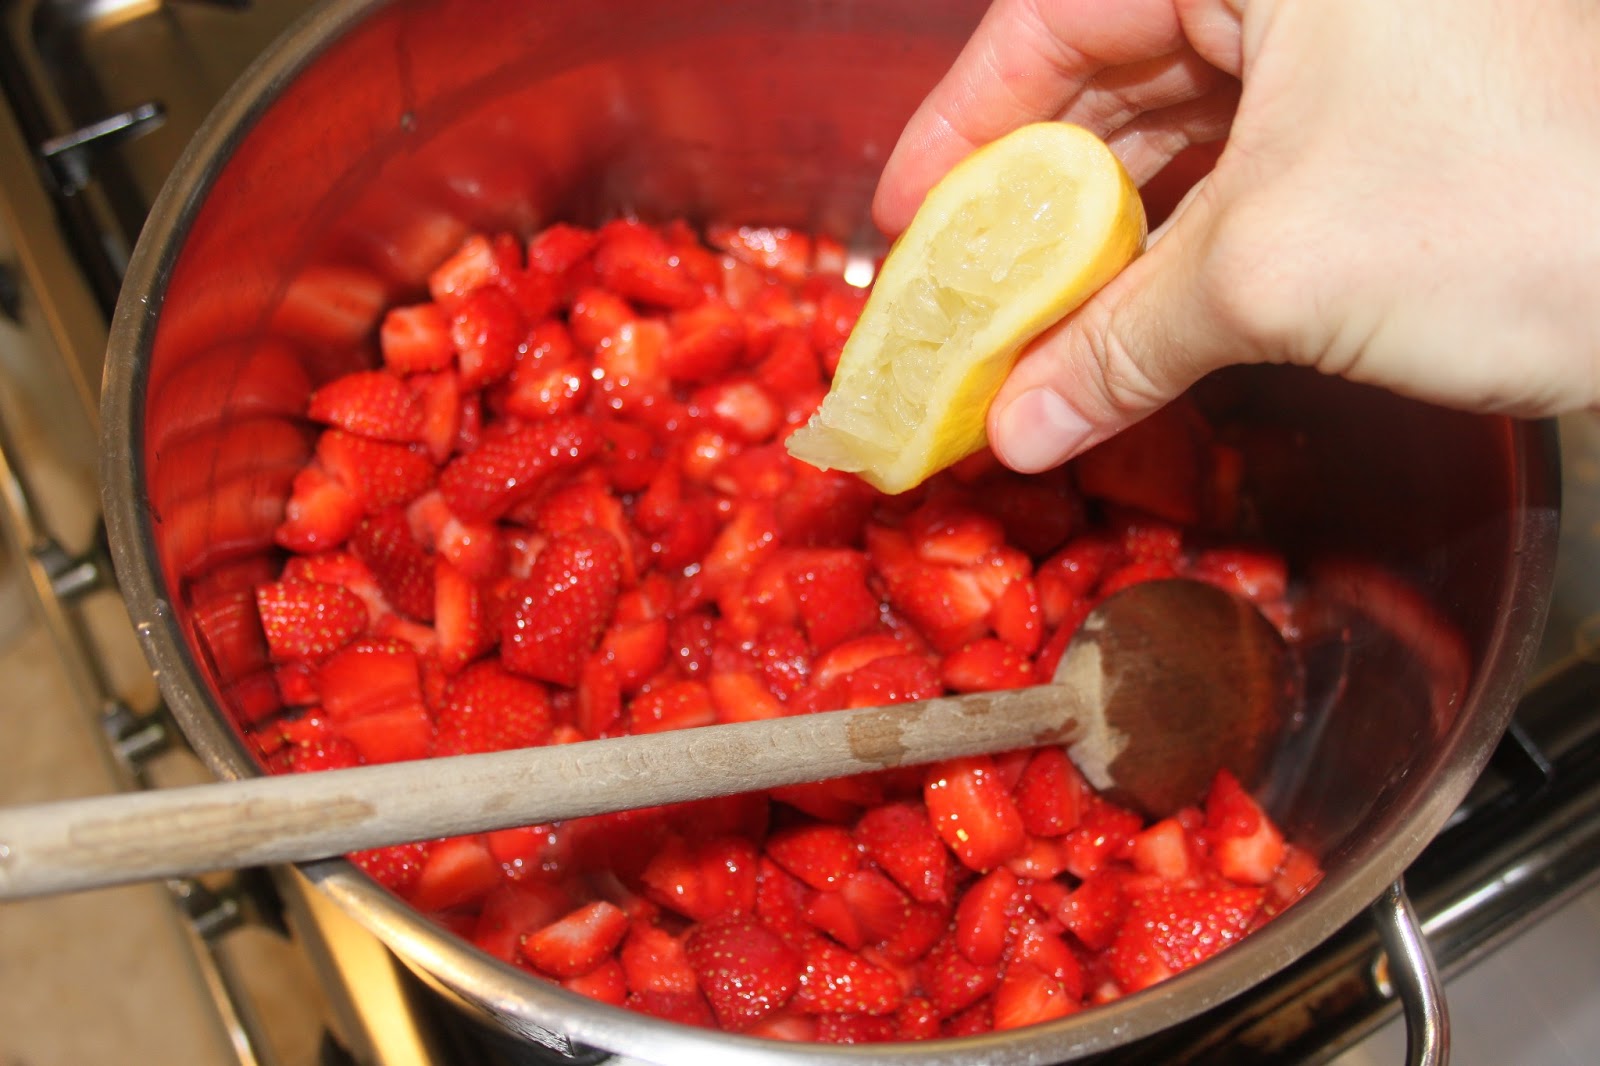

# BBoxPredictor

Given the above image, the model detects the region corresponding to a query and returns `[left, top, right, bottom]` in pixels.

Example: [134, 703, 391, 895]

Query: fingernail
[992, 387, 1093, 472]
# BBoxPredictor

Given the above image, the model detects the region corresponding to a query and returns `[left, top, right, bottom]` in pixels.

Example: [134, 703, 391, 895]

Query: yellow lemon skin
[786, 123, 1146, 495]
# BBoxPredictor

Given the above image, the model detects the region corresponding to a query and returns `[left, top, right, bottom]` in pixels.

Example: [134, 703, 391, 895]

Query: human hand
[874, 0, 1600, 473]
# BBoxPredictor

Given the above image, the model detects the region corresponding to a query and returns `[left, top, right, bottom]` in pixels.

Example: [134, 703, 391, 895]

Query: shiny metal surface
[98, 0, 1562, 1061]
[1371, 882, 1448, 1066]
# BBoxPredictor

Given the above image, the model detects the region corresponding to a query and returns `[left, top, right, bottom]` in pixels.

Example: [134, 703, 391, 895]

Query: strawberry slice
[1107, 884, 1264, 993]
[663, 301, 745, 383]
[314, 639, 425, 721]
[707, 671, 785, 723]
[1056, 871, 1128, 953]
[563, 957, 628, 1006]
[593, 221, 704, 309]
[688, 919, 803, 1033]
[766, 824, 861, 892]
[450, 285, 523, 388]
[350, 841, 429, 894]
[1206, 771, 1286, 885]
[275, 464, 364, 553]
[255, 580, 367, 661]
[619, 923, 699, 996]
[640, 835, 760, 923]
[1131, 817, 1198, 882]
[521, 900, 630, 978]
[853, 801, 951, 905]
[953, 868, 1024, 966]
[922, 932, 1001, 1017]
[407, 835, 502, 913]
[787, 550, 881, 654]
[433, 660, 551, 756]
[629, 679, 716, 734]
[433, 558, 494, 671]
[992, 965, 1080, 1031]
[925, 756, 1028, 872]
[381, 303, 455, 373]
[438, 415, 598, 523]
[316, 430, 436, 511]
[350, 508, 435, 621]
[307, 370, 423, 443]
[793, 940, 902, 1016]
[527, 222, 599, 284]
[502, 528, 622, 687]
[1013, 747, 1084, 837]
[471, 881, 576, 963]
[407, 370, 462, 464]
[941, 638, 1035, 693]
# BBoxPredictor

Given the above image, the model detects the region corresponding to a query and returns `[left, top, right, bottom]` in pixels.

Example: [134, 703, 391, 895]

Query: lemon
[786, 123, 1146, 494]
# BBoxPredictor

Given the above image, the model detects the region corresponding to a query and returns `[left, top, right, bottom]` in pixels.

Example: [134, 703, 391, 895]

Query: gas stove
[2, 2, 1599, 1064]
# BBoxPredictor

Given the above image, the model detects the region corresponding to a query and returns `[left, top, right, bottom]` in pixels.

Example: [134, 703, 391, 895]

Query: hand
[874, 0, 1600, 474]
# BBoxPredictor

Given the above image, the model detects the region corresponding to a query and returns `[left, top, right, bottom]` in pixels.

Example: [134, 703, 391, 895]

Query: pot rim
[99, 1, 1563, 1060]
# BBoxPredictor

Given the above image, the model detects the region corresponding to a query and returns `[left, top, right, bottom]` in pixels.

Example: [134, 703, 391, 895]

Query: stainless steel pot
[99, 0, 1561, 1061]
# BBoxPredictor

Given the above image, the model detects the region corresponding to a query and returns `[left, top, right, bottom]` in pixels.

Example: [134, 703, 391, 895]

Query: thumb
[985, 184, 1245, 473]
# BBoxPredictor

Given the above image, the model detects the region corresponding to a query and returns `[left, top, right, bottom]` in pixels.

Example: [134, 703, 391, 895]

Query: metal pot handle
[1370, 878, 1450, 1066]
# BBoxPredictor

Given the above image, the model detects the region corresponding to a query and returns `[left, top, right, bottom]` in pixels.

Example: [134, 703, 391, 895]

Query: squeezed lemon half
[786, 123, 1146, 494]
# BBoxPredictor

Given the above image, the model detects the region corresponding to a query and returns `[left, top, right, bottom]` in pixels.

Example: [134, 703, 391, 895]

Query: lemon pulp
[786, 123, 1146, 494]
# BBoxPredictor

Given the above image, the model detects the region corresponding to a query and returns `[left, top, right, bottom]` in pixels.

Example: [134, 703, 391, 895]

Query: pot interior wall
[112, 0, 1559, 1058]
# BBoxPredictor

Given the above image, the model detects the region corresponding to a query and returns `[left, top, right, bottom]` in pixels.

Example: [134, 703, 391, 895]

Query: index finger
[872, 0, 1190, 233]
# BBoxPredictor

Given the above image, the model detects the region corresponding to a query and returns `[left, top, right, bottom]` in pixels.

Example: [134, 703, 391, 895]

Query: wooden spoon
[0, 579, 1292, 900]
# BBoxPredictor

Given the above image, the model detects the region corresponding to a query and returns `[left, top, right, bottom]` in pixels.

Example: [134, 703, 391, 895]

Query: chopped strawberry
[381, 303, 455, 373]
[766, 825, 861, 892]
[620, 923, 698, 996]
[350, 841, 429, 894]
[522, 900, 630, 978]
[686, 917, 802, 1031]
[708, 224, 812, 285]
[472, 881, 576, 962]
[307, 370, 422, 442]
[692, 378, 780, 444]
[1056, 871, 1128, 952]
[1060, 799, 1143, 880]
[813, 1012, 898, 1044]
[1108, 884, 1264, 993]
[794, 940, 902, 1016]
[629, 679, 716, 734]
[853, 801, 952, 905]
[990, 577, 1043, 655]
[1013, 747, 1084, 837]
[992, 965, 1080, 1030]
[1131, 817, 1198, 882]
[501, 527, 621, 686]
[663, 301, 745, 383]
[350, 508, 435, 621]
[527, 222, 599, 283]
[433, 660, 551, 756]
[316, 430, 436, 511]
[450, 285, 523, 388]
[434, 559, 494, 671]
[954, 868, 1024, 966]
[707, 671, 785, 723]
[593, 221, 704, 309]
[1186, 547, 1290, 605]
[428, 233, 504, 306]
[925, 756, 1028, 872]
[641, 835, 760, 923]
[907, 502, 1005, 567]
[407, 835, 502, 913]
[255, 580, 367, 662]
[627, 990, 717, 1028]
[787, 549, 881, 654]
[276, 464, 365, 553]
[438, 415, 597, 522]
[941, 638, 1035, 693]
[923, 932, 1001, 1017]
[408, 370, 462, 464]
[563, 957, 628, 1005]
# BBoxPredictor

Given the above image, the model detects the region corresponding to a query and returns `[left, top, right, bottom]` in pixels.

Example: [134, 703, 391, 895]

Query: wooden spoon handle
[0, 682, 1088, 899]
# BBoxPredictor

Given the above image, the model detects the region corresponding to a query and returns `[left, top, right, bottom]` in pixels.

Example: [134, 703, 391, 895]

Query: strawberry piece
[907, 501, 1006, 567]
[954, 868, 1023, 966]
[593, 222, 704, 309]
[853, 801, 951, 905]
[255, 580, 367, 661]
[1057, 871, 1129, 952]
[699, 502, 780, 596]
[407, 834, 502, 913]
[276, 464, 365, 553]
[433, 660, 551, 756]
[1108, 884, 1264, 993]
[992, 965, 1080, 1031]
[990, 577, 1043, 655]
[317, 430, 436, 511]
[803, 889, 866, 950]
[575, 658, 623, 739]
[925, 756, 1028, 872]
[527, 222, 599, 282]
[708, 224, 812, 284]
[502, 527, 622, 686]
[708, 671, 785, 723]
[620, 924, 698, 996]
[664, 301, 745, 383]
[1013, 747, 1084, 837]
[895, 996, 941, 1041]
[922, 932, 1001, 1017]
[766, 824, 861, 891]
[808, 279, 867, 366]
[627, 990, 717, 1028]
[350, 508, 435, 621]
[450, 285, 523, 388]
[307, 370, 423, 442]
[598, 617, 669, 692]
[641, 835, 760, 923]
[755, 855, 816, 946]
[787, 550, 881, 654]
[408, 370, 462, 464]
[472, 881, 575, 962]
[428, 233, 504, 306]
[381, 303, 454, 373]
[814, 1012, 898, 1045]
[1131, 817, 1198, 882]
[1013, 922, 1086, 996]
[687, 916, 802, 1031]
[438, 415, 597, 523]
[315, 639, 425, 719]
[350, 842, 429, 894]
[434, 559, 494, 672]
[1186, 547, 1290, 605]
[564, 957, 629, 1006]
[192, 588, 271, 681]
[522, 900, 630, 978]
[1060, 799, 1143, 879]
[941, 638, 1035, 693]
[595, 418, 660, 493]
[629, 679, 716, 734]
[836, 867, 912, 947]
[793, 940, 902, 1016]
[692, 378, 780, 444]
[1206, 772, 1286, 885]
